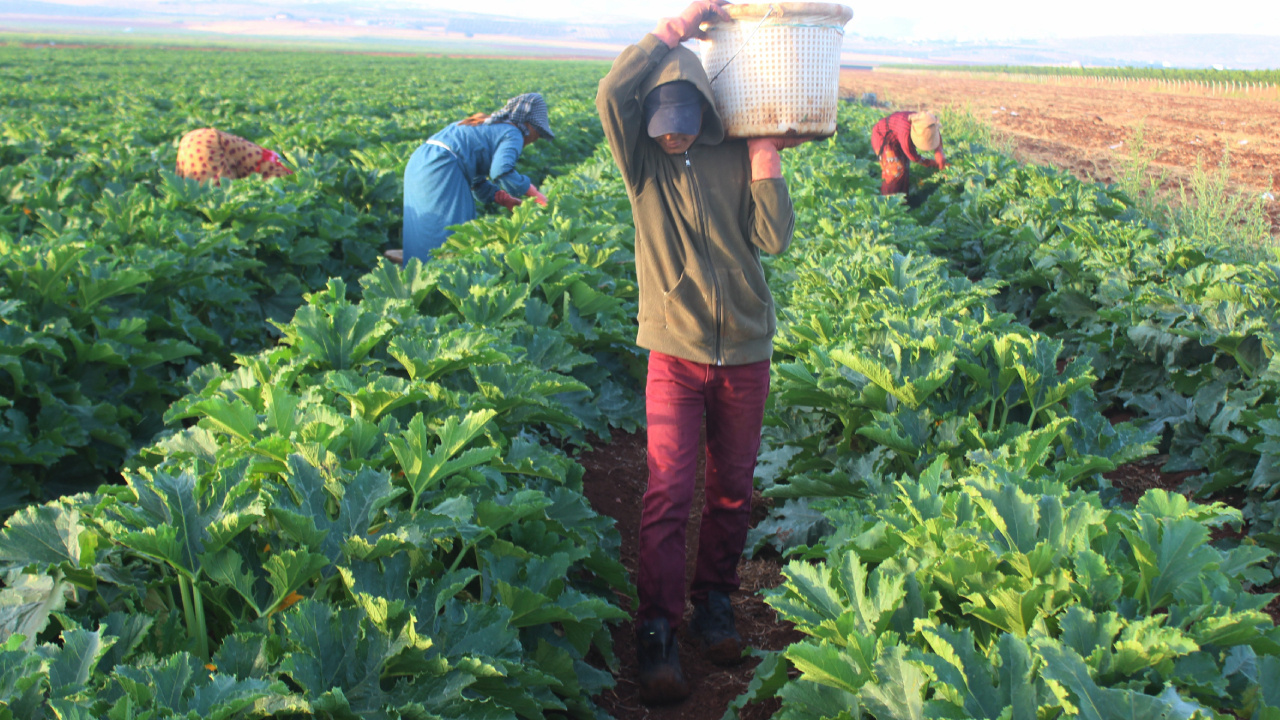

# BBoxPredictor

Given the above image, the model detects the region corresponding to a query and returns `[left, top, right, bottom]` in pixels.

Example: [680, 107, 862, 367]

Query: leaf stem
[448, 540, 476, 574]
[448, 530, 495, 574]
[178, 576, 199, 653]
[20, 569, 65, 651]
[191, 579, 209, 659]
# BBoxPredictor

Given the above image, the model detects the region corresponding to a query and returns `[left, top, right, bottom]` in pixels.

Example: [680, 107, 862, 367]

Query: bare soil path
[579, 429, 801, 720]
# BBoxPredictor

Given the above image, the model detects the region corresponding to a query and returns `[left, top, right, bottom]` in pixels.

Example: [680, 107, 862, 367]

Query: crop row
[731, 102, 1280, 718]
[910, 116, 1280, 569]
[0, 47, 606, 511]
[0, 142, 654, 717]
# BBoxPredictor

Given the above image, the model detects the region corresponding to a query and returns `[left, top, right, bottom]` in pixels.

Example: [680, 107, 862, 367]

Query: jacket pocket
[663, 271, 714, 343]
[721, 268, 773, 342]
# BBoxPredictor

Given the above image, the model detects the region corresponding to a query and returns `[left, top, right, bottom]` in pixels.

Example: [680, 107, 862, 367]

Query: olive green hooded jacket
[596, 34, 795, 366]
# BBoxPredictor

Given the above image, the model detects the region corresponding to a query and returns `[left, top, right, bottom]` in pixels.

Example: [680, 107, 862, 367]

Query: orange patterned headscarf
[176, 128, 293, 183]
[909, 112, 941, 153]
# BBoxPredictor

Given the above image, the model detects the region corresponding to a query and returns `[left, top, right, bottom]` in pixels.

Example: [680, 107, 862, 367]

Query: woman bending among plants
[176, 128, 293, 184]
[394, 93, 553, 266]
[871, 110, 948, 196]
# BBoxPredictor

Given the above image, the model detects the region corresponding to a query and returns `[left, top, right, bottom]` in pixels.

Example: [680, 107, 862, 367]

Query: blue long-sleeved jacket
[402, 121, 533, 263]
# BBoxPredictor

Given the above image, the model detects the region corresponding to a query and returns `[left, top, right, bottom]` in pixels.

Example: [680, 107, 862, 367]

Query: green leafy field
[2, 45, 1279, 719]
[739, 105, 1280, 720]
[0, 46, 607, 509]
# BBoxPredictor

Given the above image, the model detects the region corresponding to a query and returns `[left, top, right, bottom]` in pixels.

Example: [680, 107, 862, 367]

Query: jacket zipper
[685, 148, 723, 365]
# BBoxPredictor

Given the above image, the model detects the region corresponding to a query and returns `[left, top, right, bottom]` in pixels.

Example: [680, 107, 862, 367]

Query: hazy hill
[849, 33, 1280, 69]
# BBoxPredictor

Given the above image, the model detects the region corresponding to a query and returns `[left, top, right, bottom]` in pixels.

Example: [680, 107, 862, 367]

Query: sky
[16, 0, 1280, 44]
[372, 0, 1280, 41]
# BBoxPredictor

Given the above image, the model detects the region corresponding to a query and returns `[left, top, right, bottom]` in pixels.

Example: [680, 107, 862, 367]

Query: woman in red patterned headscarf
[176, 128, 293, 184]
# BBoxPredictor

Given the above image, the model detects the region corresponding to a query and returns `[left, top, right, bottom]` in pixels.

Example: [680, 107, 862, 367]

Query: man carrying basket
[596, 0, 808, 705]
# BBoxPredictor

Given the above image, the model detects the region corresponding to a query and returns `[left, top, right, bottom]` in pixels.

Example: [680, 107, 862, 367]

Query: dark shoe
[690, 591, 744, 665]
[635, 618, 690, 705]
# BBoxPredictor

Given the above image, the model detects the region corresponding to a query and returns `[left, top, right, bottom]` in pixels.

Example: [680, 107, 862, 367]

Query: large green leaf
[858, 646, 933, 720]
[285, 282, 392, 370]
[786, 640, 874, 696]
[0, 502, 85, 572]
[273, 456, 402, 563]
[1121, 510, 1220, 612]
[387, 411, 499, 512]
[1036, 641, 1207, 720]
[45, 628, 113, 699]
[919, 624, 1033, 720]
[0, 572, 69, 649]
[0, 633, 48, 719]
[189, 395, 260, 442]
[104, 463, 265, 579]
[279, 600, 408, 714]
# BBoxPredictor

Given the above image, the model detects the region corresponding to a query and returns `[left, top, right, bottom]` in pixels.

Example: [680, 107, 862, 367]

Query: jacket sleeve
[595, 33, 672, 186]
[475, 126, 532, 203]
[747, 177, 795, 255]
[870, 117, 887, 155]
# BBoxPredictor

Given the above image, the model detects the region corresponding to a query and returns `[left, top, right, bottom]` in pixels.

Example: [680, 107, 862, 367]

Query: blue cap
[643, 81, 703, 138]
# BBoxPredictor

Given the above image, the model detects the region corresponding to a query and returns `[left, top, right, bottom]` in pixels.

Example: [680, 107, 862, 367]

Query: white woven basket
[699, 3, 853, 139]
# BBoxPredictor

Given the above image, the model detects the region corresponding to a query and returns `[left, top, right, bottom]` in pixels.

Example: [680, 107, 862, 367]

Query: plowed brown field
[839, 69, 1279, 235]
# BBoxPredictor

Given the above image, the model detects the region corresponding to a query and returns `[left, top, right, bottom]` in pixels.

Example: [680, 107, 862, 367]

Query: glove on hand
[494, 190, 522, 210]
[258, 148, 294, 178]
[525, 185, 549, 206]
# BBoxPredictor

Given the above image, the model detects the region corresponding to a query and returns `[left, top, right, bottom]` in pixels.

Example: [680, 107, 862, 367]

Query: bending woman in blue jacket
[400, 92, 553, 265]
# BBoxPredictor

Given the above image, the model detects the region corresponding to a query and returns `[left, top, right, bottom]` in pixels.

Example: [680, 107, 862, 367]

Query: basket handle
[707, 4, 775, 85]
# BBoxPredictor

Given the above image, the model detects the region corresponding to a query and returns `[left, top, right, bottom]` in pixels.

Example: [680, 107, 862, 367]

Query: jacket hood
[638, 43, 725, 146]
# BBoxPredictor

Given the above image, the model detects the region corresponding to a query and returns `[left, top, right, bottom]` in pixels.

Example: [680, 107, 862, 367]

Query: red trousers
[637, 351, 771, 628]
[879, 142, 910, 195]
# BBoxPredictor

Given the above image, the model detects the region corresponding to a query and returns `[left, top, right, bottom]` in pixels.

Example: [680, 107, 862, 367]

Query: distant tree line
[446, 19, 564, 37]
